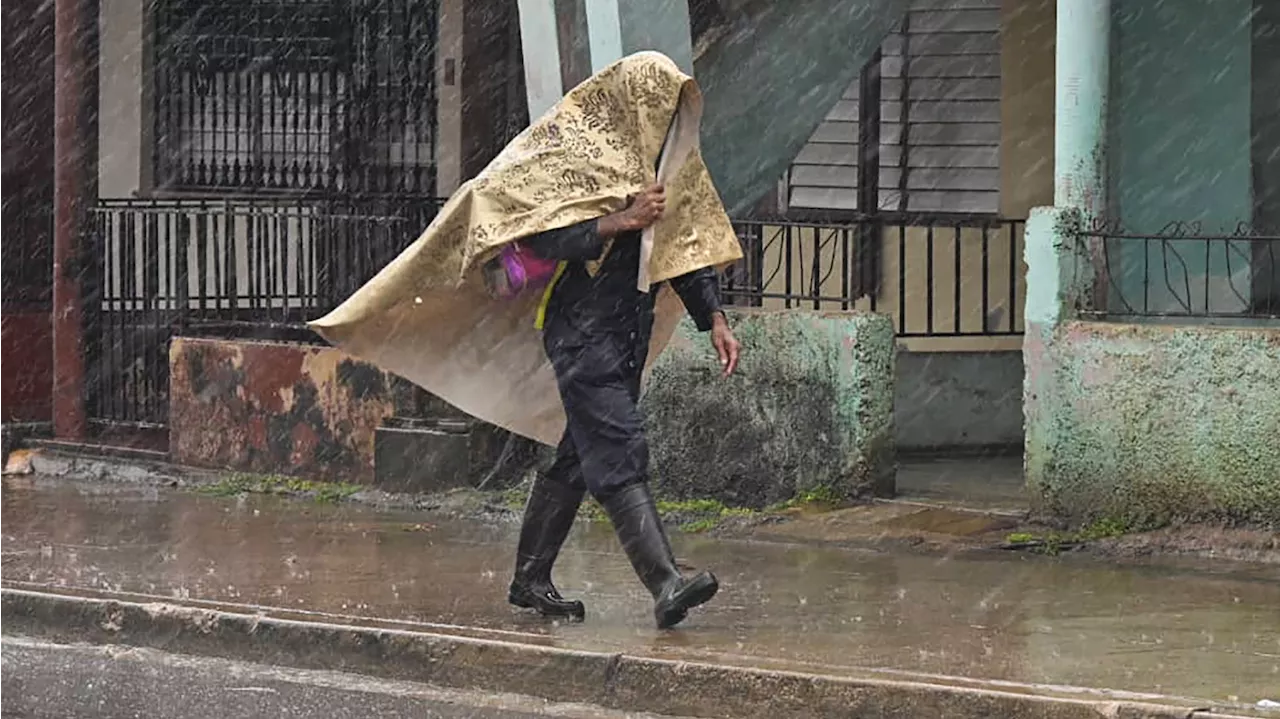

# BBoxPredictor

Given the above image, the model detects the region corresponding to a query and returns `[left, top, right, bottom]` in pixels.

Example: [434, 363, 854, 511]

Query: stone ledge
[3, 587, 1258, 719]
[643, 309, 896, 508]
[1025, 320, 1280, 527]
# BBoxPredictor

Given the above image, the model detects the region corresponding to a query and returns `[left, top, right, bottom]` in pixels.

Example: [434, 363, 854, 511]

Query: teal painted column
[584, 0, 622, 73]
[1024, 0, 1111, 516]
[1025, 0, 1110, 327]
[1053, 0, 1110, 216]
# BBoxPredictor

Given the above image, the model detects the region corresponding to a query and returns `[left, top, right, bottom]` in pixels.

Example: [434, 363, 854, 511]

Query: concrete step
[374, 418, 539, 494]
[26, 437, 169, 464]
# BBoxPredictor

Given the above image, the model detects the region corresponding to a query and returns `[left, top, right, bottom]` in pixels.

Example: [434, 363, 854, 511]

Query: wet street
[2, 476, 1278, 705]
[1, 636, 691, 719]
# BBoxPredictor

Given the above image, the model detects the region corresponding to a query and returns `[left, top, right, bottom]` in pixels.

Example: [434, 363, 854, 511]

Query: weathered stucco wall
[999, 0, 1054, 220]
[1109, 0, 1256, 314]
[1025, 321, 1280, 527]
[896, 350, 1022, 453]
[170, 338, 396, 483]
[642, 309, 896, 508]
[1, 311, 53, 423]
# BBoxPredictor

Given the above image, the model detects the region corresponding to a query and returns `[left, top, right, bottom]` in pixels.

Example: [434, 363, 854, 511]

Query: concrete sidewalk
[2, 475, 1278, 717]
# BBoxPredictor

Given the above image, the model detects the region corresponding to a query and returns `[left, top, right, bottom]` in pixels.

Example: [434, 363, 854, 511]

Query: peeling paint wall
[1024, 320, 1280, 527]
[641, 309, 896, 508]
[169, 338, 396, 482]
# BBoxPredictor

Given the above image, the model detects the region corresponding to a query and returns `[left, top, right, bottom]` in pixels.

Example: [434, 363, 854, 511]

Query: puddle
[3, 477, 1278, 704]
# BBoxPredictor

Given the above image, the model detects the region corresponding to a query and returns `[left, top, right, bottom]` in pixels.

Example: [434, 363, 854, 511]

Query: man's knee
[581, 434, 648, 498]
[557, 375, 648, 496]
[544, 433, 587, 491]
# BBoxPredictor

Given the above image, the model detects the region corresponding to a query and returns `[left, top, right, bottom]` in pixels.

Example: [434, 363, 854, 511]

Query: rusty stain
[1, 311, 55, 422]
[240, 342, 307, 414]
[290, 422, 321, 468]
[170, 338, 397, 483]
[246, 416, 268, 450]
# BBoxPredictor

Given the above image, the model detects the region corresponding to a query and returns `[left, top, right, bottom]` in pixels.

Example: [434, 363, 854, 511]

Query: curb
[1, 587, 1259, 719]
[16, 447, 202, 486]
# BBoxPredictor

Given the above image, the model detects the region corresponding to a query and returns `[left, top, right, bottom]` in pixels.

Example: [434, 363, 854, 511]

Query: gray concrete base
[643, 310, 896, 508]
[1, 587, 1259, 719]
[374, 419, 532, 493]
[895, 350, 1024, 453]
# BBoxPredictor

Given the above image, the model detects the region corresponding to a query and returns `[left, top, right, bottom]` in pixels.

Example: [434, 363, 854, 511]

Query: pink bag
[482, 242, 560, 300]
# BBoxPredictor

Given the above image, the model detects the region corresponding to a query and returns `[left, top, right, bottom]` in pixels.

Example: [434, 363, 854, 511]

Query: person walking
[309, 51, 744, 631]
[508, 183, 740, 629]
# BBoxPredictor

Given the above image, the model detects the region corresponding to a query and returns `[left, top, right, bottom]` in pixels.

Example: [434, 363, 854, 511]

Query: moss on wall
[1025, 320, 1280, 528]
[641, 309, 896, 509]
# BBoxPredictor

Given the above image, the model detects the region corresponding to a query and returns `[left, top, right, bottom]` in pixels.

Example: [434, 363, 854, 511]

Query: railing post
[52, 0, 99, 439]
[856, 48, 882, 299]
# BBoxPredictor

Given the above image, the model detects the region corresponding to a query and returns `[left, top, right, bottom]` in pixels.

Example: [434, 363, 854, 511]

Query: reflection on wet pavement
[3, 477, 1278, 704]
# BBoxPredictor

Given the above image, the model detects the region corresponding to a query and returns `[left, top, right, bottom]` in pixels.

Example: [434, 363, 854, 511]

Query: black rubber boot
[601, 482, 719, 629]
[508, 475, 586, 621]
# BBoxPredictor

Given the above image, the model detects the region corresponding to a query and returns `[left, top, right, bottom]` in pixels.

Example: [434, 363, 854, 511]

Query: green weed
[198, 473, 361, 504]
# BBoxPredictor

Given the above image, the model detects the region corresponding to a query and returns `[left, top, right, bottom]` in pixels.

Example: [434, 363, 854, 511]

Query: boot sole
[508, 585, 586, 621]
[655, 571, 719, 629]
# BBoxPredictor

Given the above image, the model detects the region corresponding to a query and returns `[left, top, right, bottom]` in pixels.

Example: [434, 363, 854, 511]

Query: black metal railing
[725, 214, 1025, 337]
[1080, 220, 1280, 321]
[86, 197, 443, 426]
[84, 202, 1026, 427]
[151, 0, 439, 195]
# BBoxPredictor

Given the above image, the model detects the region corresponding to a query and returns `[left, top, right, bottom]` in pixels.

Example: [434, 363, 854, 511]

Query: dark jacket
[522, 218, 722, 494]
[524, 219, 722, 384]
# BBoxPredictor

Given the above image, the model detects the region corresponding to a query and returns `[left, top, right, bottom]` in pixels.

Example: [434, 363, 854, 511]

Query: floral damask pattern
[379, 51, 741, 290]
[308, 51, 743, 445]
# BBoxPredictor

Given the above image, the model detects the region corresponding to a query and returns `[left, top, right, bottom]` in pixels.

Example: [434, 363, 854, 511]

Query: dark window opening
[150, 0, 439, 196]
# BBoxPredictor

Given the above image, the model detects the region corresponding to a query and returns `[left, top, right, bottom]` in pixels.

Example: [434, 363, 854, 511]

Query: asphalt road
[1, 637, 686, 719]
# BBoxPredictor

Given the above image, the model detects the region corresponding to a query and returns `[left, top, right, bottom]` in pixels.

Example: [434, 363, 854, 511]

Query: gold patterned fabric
[308, 52, 742, 445]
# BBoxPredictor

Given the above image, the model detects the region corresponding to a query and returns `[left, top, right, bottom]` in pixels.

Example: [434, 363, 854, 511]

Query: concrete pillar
[1053, 0, 1110, 215]
[516, 0, 564, 120]
[1023, 0, 1110, 326]
[1024, 0, 1112, 510]
[584, 0, 622, 73]
[97, 0, 143, 197]
[516, 0, 692, 121]
[52, 0, 99, 438]
[435, 0, 464, 196]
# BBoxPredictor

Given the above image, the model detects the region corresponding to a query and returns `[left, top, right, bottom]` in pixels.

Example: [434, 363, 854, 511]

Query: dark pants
[521, 220, 718, 499]
[543, 325, 650, 498]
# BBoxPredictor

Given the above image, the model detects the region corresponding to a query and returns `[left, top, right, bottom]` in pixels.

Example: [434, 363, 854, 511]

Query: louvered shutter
[786, 0, 1002, 214]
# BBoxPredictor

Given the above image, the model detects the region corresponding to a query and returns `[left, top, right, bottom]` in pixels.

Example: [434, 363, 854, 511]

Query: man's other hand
[710, 313, 740, 377]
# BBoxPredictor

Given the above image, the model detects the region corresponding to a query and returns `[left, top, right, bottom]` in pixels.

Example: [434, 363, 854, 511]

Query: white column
[585, 0, 623, 72]
[516, 0, 564, 120]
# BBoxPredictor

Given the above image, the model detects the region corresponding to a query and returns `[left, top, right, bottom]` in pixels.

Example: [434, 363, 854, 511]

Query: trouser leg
[509, 431, 586, 620]
[553, 347, 718, 629]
